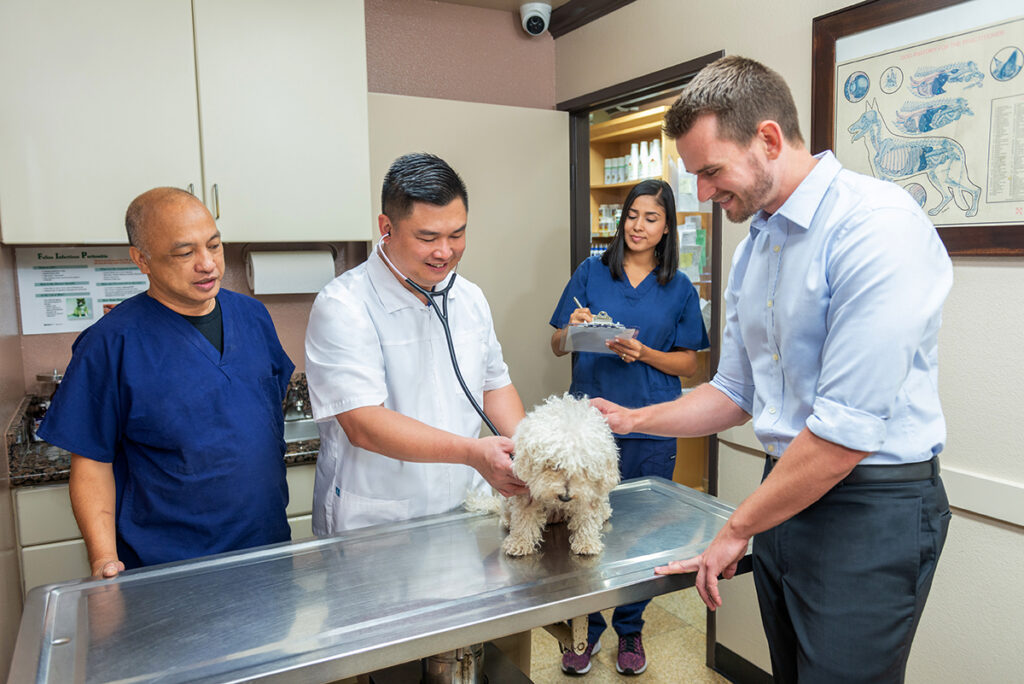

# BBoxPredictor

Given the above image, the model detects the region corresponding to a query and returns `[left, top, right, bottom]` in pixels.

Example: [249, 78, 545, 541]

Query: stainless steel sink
[283, 418, 319, 443]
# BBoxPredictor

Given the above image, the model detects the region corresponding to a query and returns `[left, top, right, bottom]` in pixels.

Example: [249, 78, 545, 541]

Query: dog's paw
[569, 536, 604, 556]
[502, 536, 540, 557]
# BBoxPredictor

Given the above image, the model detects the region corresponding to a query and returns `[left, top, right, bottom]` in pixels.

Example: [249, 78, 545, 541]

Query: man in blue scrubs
[40, 187, 294, 577]
[594, 57, 953, 683]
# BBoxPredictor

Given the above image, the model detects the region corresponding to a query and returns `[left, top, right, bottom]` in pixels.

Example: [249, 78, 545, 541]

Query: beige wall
[0, 246, 25, 676]
[368, 93, 571, 409]
[366, 0, 555, 109]
[556, 0, 1024, 681]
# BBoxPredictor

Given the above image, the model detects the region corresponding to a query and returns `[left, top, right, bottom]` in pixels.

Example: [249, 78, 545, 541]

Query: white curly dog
[500, 393, 620, 557]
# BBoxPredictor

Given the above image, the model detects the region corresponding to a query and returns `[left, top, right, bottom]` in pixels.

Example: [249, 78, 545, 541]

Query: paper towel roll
[246, 250, 335, 295]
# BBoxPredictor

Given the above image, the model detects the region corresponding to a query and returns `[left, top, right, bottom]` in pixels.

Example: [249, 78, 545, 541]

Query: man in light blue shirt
[594, 56, 952, 683]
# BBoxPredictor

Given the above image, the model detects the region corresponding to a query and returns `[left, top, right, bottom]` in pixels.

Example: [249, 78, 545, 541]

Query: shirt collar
[749, 150, 842, 236]
[367, 245, 458, 313]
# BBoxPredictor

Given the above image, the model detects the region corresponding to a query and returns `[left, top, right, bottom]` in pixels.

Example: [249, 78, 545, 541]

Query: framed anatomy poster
[812, 0, 1024, 255]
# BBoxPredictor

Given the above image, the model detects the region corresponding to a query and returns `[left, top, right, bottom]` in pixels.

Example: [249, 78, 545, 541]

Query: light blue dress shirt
[710, 151, 953, 465]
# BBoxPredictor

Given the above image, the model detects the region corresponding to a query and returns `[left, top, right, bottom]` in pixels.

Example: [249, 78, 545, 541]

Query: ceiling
[437, 0, 571, 11]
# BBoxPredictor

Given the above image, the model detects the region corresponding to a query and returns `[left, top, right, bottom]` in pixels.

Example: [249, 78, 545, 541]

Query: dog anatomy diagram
[991, 46, 1022, 81]
[834, 14, 1024, 226]
[908, 61, 984, 97]
[894, 97, 973, 134]
[849, 101, 981, 217]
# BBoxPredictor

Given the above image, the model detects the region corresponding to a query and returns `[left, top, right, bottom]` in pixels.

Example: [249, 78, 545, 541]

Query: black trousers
[752, 458, 951, 684]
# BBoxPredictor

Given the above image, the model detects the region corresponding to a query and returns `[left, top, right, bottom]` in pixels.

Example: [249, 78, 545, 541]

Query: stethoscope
[376, 236, 499, 436]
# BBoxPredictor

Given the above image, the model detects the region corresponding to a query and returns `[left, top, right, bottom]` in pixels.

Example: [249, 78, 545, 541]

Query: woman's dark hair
[381, 152, 468, 222]
[601, 179, 678, 285]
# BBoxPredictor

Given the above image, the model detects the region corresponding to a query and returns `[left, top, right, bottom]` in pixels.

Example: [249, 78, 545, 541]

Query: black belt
[766, 454, 939, 485]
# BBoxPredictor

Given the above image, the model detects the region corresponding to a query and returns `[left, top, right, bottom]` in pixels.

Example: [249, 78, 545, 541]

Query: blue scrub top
[550, 256, 709, 439]
[39, 290, 294, 569]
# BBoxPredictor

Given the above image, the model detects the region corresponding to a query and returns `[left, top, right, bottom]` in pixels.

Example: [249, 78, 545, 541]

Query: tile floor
[528, 588, 729, 683]
[338, 588, 728, 683]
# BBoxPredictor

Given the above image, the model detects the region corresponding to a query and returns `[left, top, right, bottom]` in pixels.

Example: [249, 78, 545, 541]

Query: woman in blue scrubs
[550, 179, 709, 675]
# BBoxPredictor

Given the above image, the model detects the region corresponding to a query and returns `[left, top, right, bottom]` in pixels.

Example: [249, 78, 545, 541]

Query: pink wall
[0, 246, 25, 673]
[365, 0, 556, 109]
[0, 248, 25, 408]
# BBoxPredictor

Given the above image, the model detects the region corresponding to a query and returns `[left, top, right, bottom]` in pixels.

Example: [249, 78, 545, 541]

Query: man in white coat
[305, 153, 528, 535]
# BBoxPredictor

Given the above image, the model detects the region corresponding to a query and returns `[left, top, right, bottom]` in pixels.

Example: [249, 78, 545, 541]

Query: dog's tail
[463, 490, 502, 514]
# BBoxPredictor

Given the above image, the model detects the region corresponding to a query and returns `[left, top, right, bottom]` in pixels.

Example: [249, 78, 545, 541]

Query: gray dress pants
[752, 459, 951, 683]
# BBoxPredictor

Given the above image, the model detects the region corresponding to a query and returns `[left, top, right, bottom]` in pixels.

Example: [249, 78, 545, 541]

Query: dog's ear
[512, 447, 536, 482]
[598, 467, 621, 494]
[597, 445, 621, 492]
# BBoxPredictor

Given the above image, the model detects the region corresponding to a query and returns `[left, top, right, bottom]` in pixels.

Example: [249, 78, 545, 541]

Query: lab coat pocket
[446, 328, 486, 398]
[333, 488, 412, 532]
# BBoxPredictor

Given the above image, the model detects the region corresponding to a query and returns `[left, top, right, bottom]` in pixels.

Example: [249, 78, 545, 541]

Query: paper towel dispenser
[245, 250, 335, 294]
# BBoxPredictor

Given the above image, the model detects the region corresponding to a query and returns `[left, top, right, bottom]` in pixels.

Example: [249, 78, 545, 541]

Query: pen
[573, 296, 584, 309]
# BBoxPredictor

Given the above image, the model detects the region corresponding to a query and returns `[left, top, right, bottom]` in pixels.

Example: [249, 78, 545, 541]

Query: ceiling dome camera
[520, 2, 551, 36]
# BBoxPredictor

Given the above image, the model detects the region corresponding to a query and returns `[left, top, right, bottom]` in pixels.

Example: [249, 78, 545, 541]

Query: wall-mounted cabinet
[0, 0, 371, 245]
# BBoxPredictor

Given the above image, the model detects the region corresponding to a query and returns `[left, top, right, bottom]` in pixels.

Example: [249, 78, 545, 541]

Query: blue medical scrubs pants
[587, 436, 676, 643]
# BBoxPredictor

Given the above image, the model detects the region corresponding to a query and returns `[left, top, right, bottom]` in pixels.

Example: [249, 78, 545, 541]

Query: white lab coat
[305, 251, 512, 536]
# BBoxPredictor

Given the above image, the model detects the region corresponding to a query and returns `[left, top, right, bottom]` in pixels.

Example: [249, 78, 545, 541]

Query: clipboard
[561, 310, 638, 354]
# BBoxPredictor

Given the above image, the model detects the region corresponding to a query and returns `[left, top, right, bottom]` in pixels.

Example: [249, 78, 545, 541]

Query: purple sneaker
[616, 633, 647, 675]
[561, 640, 601, 675]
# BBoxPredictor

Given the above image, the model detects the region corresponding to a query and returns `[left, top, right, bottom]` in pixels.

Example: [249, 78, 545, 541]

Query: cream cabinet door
[192, 0, 372, 242]
[21, 539, 90, 595]
[13, 484, 79, 546]
[0, 0, 202, 244]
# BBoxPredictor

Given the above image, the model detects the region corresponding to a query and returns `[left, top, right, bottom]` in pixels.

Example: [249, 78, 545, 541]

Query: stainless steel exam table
[9, 476, 750, 683]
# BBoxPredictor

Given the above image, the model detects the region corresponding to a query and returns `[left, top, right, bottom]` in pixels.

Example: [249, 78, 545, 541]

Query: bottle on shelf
[639, 141, 649, 178]
[649, 138, 662, 177]
[628, 143, 639, 181]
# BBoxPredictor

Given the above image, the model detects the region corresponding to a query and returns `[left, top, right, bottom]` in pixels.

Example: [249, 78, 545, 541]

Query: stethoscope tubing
[376, 237, 499, 436]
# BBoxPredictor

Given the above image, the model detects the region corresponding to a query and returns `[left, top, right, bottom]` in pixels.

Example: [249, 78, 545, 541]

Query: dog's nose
[558, 494, 572, 502]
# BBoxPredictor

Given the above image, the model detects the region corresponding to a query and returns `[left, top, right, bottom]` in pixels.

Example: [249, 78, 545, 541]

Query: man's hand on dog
[472, 436, 528, 497]
[589, 397, 636, 435]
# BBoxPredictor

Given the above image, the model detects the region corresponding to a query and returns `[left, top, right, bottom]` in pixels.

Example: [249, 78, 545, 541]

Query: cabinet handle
[187, 183, 195, 196]
[212, 183, 220, 219]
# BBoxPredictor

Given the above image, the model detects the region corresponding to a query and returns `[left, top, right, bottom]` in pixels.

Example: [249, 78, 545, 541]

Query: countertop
[7, 437, 319, 488]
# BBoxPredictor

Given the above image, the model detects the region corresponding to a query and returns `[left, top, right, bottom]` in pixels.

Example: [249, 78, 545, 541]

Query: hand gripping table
[9, 477, 750, 683]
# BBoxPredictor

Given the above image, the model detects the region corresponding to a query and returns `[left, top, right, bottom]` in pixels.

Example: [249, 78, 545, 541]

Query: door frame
[557, 49, 727, 672]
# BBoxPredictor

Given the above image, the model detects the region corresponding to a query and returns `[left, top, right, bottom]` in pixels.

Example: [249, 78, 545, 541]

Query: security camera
[520, 2, 551, 36]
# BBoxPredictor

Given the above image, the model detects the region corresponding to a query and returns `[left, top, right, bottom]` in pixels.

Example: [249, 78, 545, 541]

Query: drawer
[286, 463, 315, 517]
[21, 539, 90, 595]
[14, 484, 79, 546]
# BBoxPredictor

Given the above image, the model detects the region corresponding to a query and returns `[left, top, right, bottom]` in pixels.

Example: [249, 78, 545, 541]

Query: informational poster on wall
[834, 10, 1024, 227]
[16, 247, 148, 335]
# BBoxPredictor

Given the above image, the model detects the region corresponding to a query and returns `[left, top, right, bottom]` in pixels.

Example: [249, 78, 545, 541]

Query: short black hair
[602, 179, 679, 286]
[381, 153, 468, 222]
